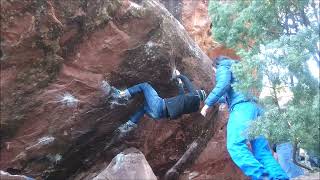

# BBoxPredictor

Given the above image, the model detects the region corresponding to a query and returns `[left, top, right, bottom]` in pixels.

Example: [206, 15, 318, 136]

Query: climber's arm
[201, 66, 231, 117]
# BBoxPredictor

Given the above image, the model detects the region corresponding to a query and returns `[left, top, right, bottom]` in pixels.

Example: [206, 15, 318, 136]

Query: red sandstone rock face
[181, 0, 216, 55]
[1, 0, 215, 179]
[180, 0, 240, 60]
[1, 0, 245, 179]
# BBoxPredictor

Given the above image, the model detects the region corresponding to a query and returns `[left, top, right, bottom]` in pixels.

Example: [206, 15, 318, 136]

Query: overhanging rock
[1, 0, 215, 179]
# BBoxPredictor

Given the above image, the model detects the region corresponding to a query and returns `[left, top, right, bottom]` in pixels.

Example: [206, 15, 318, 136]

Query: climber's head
[212, 56, 240, 70]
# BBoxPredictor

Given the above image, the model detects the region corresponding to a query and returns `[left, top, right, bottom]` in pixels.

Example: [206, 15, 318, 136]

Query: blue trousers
[276, 142, 304, 178]
[127, 83, 165, 123]
[127, 75, 196, 124]
[227, 102, 288, 180]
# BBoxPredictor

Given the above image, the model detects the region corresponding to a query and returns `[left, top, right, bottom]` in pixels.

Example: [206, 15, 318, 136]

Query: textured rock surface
[92, 148, 157, 180]
[180, 0, 240, 60]
[181, 0, 216, 55]
[1, 0, 213, 179]
[1, 0, 244, 179]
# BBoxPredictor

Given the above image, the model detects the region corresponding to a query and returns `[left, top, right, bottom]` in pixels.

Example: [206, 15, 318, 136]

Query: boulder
[1, 0, 213, 179]
[1, 0, 245, 179]
[93, 148, 157, 180]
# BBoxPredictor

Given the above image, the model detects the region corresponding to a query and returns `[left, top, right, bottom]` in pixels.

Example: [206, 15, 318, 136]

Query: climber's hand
[174, 69, 181, 76]
[200, 104, 209, 117]
[172, 68, 181, 79]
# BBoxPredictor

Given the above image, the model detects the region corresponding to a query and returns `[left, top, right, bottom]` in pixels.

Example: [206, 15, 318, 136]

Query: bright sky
[308, 59, 319, 78]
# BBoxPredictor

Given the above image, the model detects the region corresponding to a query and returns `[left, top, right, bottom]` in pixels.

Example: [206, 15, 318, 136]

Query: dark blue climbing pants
[127, 83, 165, 123]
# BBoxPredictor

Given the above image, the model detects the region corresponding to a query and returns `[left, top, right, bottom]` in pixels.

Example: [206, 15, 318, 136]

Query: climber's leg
[275, 142, 303, 178]
[227, 102, 268, 179]
[127, 83, 164, 119]
[104, 106, 144, 150]
[251, 137, 288, 180]
[129, 106, 145, 124]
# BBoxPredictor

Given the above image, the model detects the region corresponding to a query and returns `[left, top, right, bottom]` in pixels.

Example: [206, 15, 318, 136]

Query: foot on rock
[110, 87, 129, 100]
[104, 121, 137, 150]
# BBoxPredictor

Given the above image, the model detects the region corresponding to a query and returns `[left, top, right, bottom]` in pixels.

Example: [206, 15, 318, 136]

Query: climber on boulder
[200, 56, 289, 180]
[106, 69, 206, 146]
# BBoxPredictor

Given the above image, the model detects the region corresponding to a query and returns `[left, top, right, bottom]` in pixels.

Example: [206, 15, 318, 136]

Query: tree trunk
[164, 108, 219, 180]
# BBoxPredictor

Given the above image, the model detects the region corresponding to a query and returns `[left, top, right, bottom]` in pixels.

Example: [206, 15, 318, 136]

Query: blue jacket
[205, 58, 249, 109]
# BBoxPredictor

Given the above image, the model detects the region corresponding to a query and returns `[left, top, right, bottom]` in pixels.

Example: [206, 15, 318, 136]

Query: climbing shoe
[110, 87, 121, 97]
[117, 120, 138, 138]
[110, 87, 129, 99]
[104, 121, 137, 150]
[101, 81, 126, 98]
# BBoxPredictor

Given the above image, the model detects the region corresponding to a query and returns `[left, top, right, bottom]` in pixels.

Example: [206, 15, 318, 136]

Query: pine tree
[208, 0, 320, 161]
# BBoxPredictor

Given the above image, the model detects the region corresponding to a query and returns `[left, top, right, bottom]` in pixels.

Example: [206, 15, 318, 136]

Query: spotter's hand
[200, 104, 209, 117]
